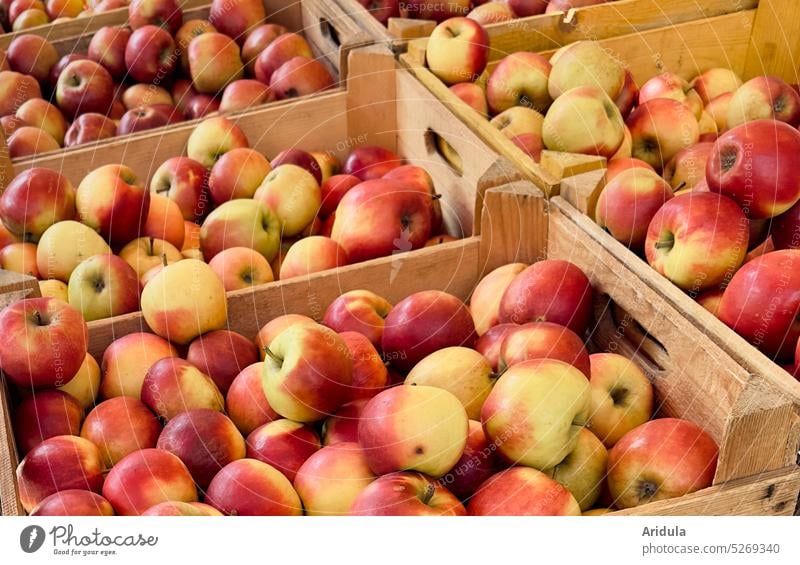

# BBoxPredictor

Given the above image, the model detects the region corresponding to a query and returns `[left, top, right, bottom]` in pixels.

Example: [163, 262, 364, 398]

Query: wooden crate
[2, 179, 799, 515]
[337, 0, 758, 48]
[400, 0, 799, 197]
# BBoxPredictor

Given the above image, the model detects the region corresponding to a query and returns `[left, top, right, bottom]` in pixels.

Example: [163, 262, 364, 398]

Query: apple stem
[432, 194, 443, 201]
[264, 347, 283, 365]
[673, 181, 686, 193]
[161, 254, 168, 267]
[421, 483, 436, 505]
[149, 237, 155, 256]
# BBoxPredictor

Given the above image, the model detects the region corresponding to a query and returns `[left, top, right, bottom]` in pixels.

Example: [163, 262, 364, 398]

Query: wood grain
[743, 0, 800, 82]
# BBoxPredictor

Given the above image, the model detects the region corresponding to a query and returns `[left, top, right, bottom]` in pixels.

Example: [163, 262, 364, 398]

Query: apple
[128, 0, 182, 34]
[205, 458, 301, 515]
[321, 399, 367, 446]
[208, 0, 266, 45]
[343, 146, 402, 180]
[6, 33, 57, 84]
[117, 104, 181, 135]
[254, 314, 317, 358]
[771, 200, 800, 250]
[45, 0, 82, 19]
[47, 53, 87, 89]
[548, 40, 625, 99]
[638, 72, 703, 118]
[208, 147, 271, 204]
[7, 125, 61, 157]
[188, 32, 244, 94]
[499, 321, 591, 378]
[355, 0, 399, 24]
[141, 193, 186, 250]
[490, 105, 545, 160]
[245, 419, 320, 482]
[67, 254, 140, 321]
[150, 156, 209, 221]
[12, 8, 49, 31]
[87, 26, 131, 80]
[486, 51, 551, 115]
[469, 467, 581, 516]
[200, 198, 281, 261]
[469, 1, 515, 24]
[186, 116, 249, 168]
[1, 114, 24, 137]
[0, 70, 41, 116]
[337, 331, 388, 400]
[174, 18, 216, 69]
[208, 246, 274, 291]
[118, 237, 182, 281]
[17, 436, 104, 513]
[186, 330, 259, 394]
[81, 397, 161, 467]
[482, 358, 591, 469]
[226, 362, 279, 435]
[142, 501, 222, 516]
[241, 23, 286, 73]
[0, 297, 87, 389]
[706, 92, 732, 133]
[254, 164, 320, 237]
[439, 419, 502, 501]
[645, 192, 749, 292]
[350, 471, 465, 516]
[691, 68, 743, 105]
[124, 25, 176, 84]
[425, 17, 489, 85]
[31, 490, 114, 516]
[0, 167, 74, 241]
[474, 323, 516, 372]
[596, 167, 674, 250]
[220, 79, 273, 112]
[663, 141, 714, 191]
[294, 442, 375, 516]
[359, 385, 467, 477]
[140, 259, 228, 345]
[253, 32, 311, 84]
[13, 390, 83, 454]
[103, 448, 197, 516]
[605, 157, 655, 183]
[99, 332, 179, 399]
[36, 221, 111, 282]
[55, 60, 114, 119]
[322, 290, 393, 349]
[141, 357, 225, 420]
[607, 418, 718, 508]
[269, 56, 335, 100]
[157, 409, 245, 489]
[615, 69, 638, 118]
[727, 75, 800, 128]
[319, 174, 360, 217]
[0, 222, 21, 250]
[469, 263, 527, 336]
[627, 98, 700, 171]
[279, 236, 347, 280]
[718, 250, 800, 358]
[707, 119, 800, 219]
[15, 99, 67, 145]
[263, 324, 352, 422]
[64, 112, 116, 147]
[507, 0, 548, 16]
[270, 148, 324, 184]
[0, 241, 38, 276]
[450, 82, 488, 116]
[58, 353, 100, 410]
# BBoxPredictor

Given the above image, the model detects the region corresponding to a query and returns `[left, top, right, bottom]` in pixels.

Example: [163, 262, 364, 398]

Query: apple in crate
[254, 164, 321, 237]
[269, 56, 335, 101]
[482, 359, 591, 469]
[55, 59, 114, 118]
[141, 259, 228, 345]
[548, 40, 625, 99]
[279, 236, 348, 279]
[692, 68, 742, 105]
[0, 70, 41, 116]
[382, 290, 476, 372]
[490, 106, 544, 160]
[15, 99, 68, 145]
[425, 17, 489, 86]
[0, 168, 74, 242]
[323, 290, 393, 349]
[209, 0, 265, 44]
[6, 34, 58, 84]
[343, 146, 402, 181]
[470, 264, 527, 336]
[188, 32, 244, 94]
[0, 241, 37, 276]
[128, 0, 182, 34]
[122, 84, 175, 111]
[443, 419, 503, 501]
[645, 192, 748, 292]
[499, 321, 591, 376]
[272, 148, 324, 183]
[81, 396, 161, 467]
[359, 385, 468, 477]
[253, 32, 312, 83]
[615, 69, 639, 118]
[17, 435, 104, 513]
[498, 259, 593, 335]
[200, 198, 281, 261]
[475, 323, 516, 372]
[209, 246, 275, 291]
[469, 467, 581, 516]
[263, 324, 352, 422]
[507, 0, 548, 16]
[205, 459, 302, 516]
[103, 448, 197, 516]
[0, 297, 87, 389]
[350, 471, 465, 516]
[142, 501, 222, 516]
[176, 19, 218, 69]
[31, 490, 114, 517]
[246, 419, 320, 482]
[727, 75, 800, 128]
[186, 116, 249, 169]
[663, 141, 714, 191]
[450, 82, 488, 116]
[149, 156, 209, 221]
[186, 329, 259, 394]
[119, 237, 182, 281]
[638, 72, 703, 118]
[64, 113, 116, 147]
[141, 357, 225, 420]
[14, 390, 83, 454]
[220, 78, 274, 112]
[707, 119, 800, 219]
[125, 25, 176, 84]
[771, 200, 800, 250]
[208, 147, 271, 204]
[469, 2, 515, 24]
[627, 98, 700, 171]
[7, 126, 60, 158]
[340, 331, 389, 400]
[546, 427, 608, 511]
[117, 104, 182, 135]
[68, 254, 141, 321]
[607, 418, 718, 508]
[143, 194, 186, 249]
[486, 51, 552, 115]
[100, 333, 178, 399]
[88, 26, 131, 80]
[58, 353, 100, 410]
[254, 314, 317, 357]
[226, 362, 279, 436]
[294, 442, 375, 516]
[241, 23, 286, 72]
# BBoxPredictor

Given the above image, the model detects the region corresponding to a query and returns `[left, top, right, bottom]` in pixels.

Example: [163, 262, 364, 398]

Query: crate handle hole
[424, 129, 463, 177]
[319, 18, 341, 48]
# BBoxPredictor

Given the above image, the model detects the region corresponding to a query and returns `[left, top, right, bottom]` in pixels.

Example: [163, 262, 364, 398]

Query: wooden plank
[560, 169, 607, 220]
[743, 0, 800, 82]
[388, 18, 436, 41]
[0, 376, 22, 516]
[0, 271, 40, 307]
[615, 467, 800, 516]
[541, 151, 606, 181]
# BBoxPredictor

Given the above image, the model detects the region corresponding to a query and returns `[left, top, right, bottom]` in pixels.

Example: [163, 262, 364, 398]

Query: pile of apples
[0, 0, 334, 158]
[0, 114, 448, 322]
[2, 256, 718, 515]
[357, 0, 616, 25]
[0, 0, 104, 33]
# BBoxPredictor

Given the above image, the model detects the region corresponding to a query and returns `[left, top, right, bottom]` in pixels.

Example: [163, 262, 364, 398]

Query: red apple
[486, 51, 551, 115]
[322, 290, 393, 349]
[0, 70, 41, 116]
[14, 390, 83, 454]
[186, 329, 259, 394]
[204, 458, 302, 516]
[269, 56, 335, 100]
[343, 146, 402, 181]
[64, 112, 116, 147]
[253, 32, 311, 84]
[425, 16, 489, 85]
[319, 174, 360, 217]
[99, 332, 179, 399]
[88, 26, 131, 80]
[339, 331, 389, 400]
[7, 125, 60, 158]
[226, 362, 279, 436]
[117, 104, 181, 135]
[254, 314, 317, 357]
[474, 323, 517, 372]
[219, 78, 273, 112]
[450, 81, 488, 117]
[55, 60, 114, 119]
[241, 23, 287, 73]
[351, 471, 465, 516]
[245, 419, 320, 482]
[208, 0, 265, 45]
[507, 0, 548, 16]
[149, 156, 210, 221]
[468, 467, 581, 516]
[81, 396, 161, 467]
[627, 98, 700, 171]
[470, 263, 527, 335]
[124, 25, 176, 84]
[321, 399, 368, 446]
[141, 357, 225, 420]
[727, 75, 800, 128]
[30, 490, 114, 516]
[442, 419, 503, 500]
[499, 321, 590, 376]
[7, 34, 57, 84]
[0, 167, 74, 241]
[128, 0, 182, 34]
[771, 200, 800, 250]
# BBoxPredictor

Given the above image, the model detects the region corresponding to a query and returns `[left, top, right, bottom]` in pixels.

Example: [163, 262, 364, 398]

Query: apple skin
[263, 324, 353, 422]
[507, 0, 548, 16]
[208, 147, 271, 204]
[644, 192, 749, 292]
[128, 0, 182, 35]
[450, 82, 488, 117]
[7, 125, 61, 158]
[545, 427, 608, 511]
[322, 290, 393, 349]
[470, 263, 527, 335]
[771, 200, 800, 250]
[200, 198, 281, 262]
[294, 442, 375, 516]
[175, 19, 217, 73]
[188, 32, 244, 94]
[279, 236, 348, 280]
[64, 112, 116, 147]
[205, 458, 302, 516]
[638, 72, 703, 119]
[253, 164, 321, 237]
[220, 78, 273, 112]
[338, 331, 389, 400]
[142, 193, 185, 250]
[607, 418, 718, 509]
[692, 68, 743, 105]
[209, 246, 274, 291]
[727, 75, 800, 128]
[718, 250, 800, 358]
[6, 33, 57, 84]
[254, 314, 317, 358]
[36, 221, 111, 282]
[241, 23, 287, 73]
[0, 167, 74, 242]
[124, 25, 176, 84]
[81, 396, 161, 467]
[706, 119, 800, 219]
[469, 467, 581, 516]
[58, 353, 100, 410]
[615, 69, 639, 118]
[0, 241, 38, 276]
[208, 0, 266, 45]
[319, 174, 360, 217]
[606, 158, 655, 183]
[254, 32, 312, 84]
[67, 253, 142, 322]
[186, 329, 259, 394]
[157, 409, 246, 489]
[627, 98, 700, 171]
[14, 390, 83, 454]
[226, 362, 279, 436]
[0, 70, 41, 116]
[17, 435, 105, 513]
[486, 51, 552, 115]
[30, 490, 114, 516]
[149, 156, 210, 221]
[55, 60, 114, 119]
[596, 167, 674, 250]
[99, 332, 178, 400]
[350, 472, 466, 517]
[499, 321, 590, 377]
[15, 99, 67, 146]
[118, 237, 182, 281]
[186, 115, 249, 168]
[141, 357, 225, 420]
[45, 0, 83, 19]
[382, 290, 476, 372]
[141, 259, 228, 345]
[0, 297, 88, 389]
[425, 17, 489, 86]
[663, 141, 714, 191]
[122, 83, 174, 109]
[548, 40, 625, 99]
[498, 259, 593, 336]
[474, 323, 516, 372]
[321, 399, 367, 446]
[271, 148, 324, 184]
[343, 146, 402, 181]
[269, 56, 335, 100]
[117, 104, 182, 135]
[482, 358, 591, 469]
[490, 106, 545, 161]
[12, 8, 49, 31]
[469, 1, 515, 24]
[440, 419, 503, 501]
[87, 26, 131, 80]
[245, 419, 320, 482]
[103, 448, 198, 516]
[358, 385, 468, 478]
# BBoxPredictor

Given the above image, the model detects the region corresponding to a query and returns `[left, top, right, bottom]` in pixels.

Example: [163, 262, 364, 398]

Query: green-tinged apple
[141, 357, 225, 420]
[205, 459, 302, 516]
[81, 396, 161, 467]
[486, 51, 551, 115]
[691, 68, 742, 105]
[706, 92, 732, 133]
[727, 75, 800, 128]
[68, 254, 141, 321]
[545, 427, 607, 511]
[469, 466, 581, 515]
[470, 263, 527, 335]
[0, 241, 37, 276]
[469, 1, 515, 24]
[186, 116, 249, 168]
[548, 40, 625, 99]
[58, 353, 100, 410]
[425, 17, 489, 86]
[200, 198, 281, 261]
[142, 501, 222, 516]
[100, 332, 179, 399]
[254, 164, 320, 237]
[119, 237, 183, 281]
[490, 106, 545, 160]
[175, 19, 217, 73]
[627, 98, 700, 171]
[638, 72, 703, 118]
[36, 221, 111, 282]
